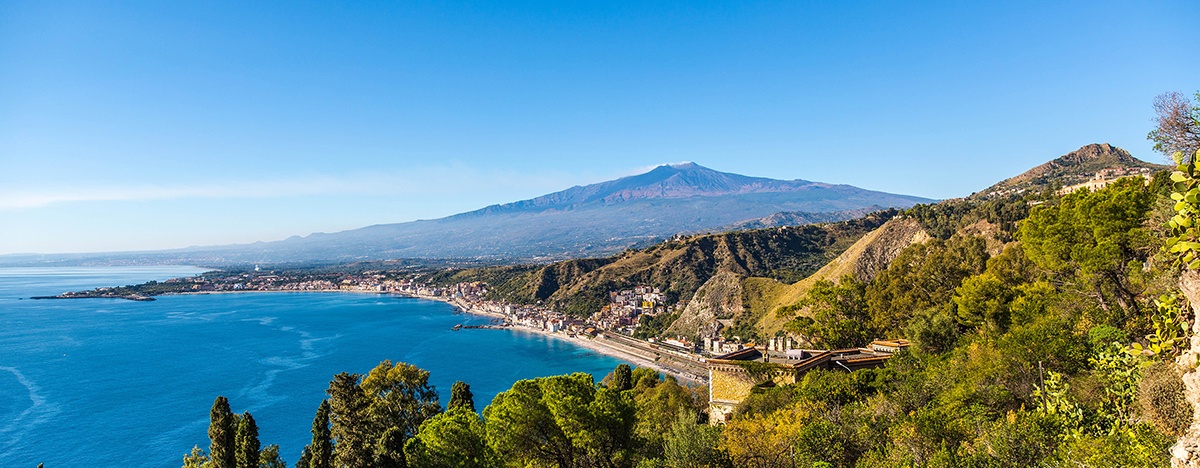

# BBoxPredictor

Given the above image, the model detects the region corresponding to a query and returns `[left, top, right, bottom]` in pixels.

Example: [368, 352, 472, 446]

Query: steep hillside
[737, 143, 1163, 339]
[434, 210, 900, 316]
[977, 143, 1163, 199]
[747, 216, 932, 336]
[722, 206, 883, 230]
[663, 271, 745, 341]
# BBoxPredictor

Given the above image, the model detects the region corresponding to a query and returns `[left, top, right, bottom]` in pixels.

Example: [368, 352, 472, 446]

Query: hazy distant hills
[0, 163, 932, 266]
[223, 163, 930, 262]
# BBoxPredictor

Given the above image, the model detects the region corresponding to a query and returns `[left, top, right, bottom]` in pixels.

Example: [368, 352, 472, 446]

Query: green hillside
[428, 209, 900, 316]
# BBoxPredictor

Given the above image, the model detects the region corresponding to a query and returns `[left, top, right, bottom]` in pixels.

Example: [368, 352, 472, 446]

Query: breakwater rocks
[31, 293, 155, 301]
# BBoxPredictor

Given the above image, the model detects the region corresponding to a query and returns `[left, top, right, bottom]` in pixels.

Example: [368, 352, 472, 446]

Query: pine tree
[235, 411, 261, 468]
[209, 396, 237, 468]
[449, 381, 475, 412]
[309, 400, 334, 468]
[612, 364, 633, 391]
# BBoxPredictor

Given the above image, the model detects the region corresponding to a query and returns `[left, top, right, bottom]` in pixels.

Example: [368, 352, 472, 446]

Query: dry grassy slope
[537, 214, 893, 306]
[747, 217, 931, 336]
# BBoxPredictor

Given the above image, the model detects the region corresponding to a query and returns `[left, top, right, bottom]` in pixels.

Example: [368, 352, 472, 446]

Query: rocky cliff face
[1173, 270, 1200, 467]
[851, 217, 932, 282]
[664, 271, 745, 341]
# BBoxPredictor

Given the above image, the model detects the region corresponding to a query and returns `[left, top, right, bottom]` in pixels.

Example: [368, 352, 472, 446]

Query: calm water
[0, 267, 625, 467]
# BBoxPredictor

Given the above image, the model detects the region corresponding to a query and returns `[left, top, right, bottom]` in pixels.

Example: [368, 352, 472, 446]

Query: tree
[294, 447, 311, 468]
[183, 445, 211, 468]
[449, 381, 475, 413]
[790, 275, 872, 349]
[662, 413, 730, 468]
[903, 305, 960, 354]
[328, 372, 374, 467]
[308, 400, 333, 468]
[404, 407, 496, 468]
[210, 396, 237, 468]
[866, 236, 989, 335]
[360, 360, 442, 441]
[1148, 91, 1200, 160]
[611, 364, 633, 392]
[631, 377, 698, 459]
[484, 373, 636, 468]
[953, 273, 1015, 333]
[1019, 177, 1154, 319]
[720, 407, 804, 468]
[374, 427, 406, 468]
[258, 444, 287, 468]
[236, 411, 261, 468]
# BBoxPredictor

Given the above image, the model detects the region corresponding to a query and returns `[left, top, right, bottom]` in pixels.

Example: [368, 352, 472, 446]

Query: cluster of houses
[591, 286, 670, 334]
[162, 272, 915, 425]
[263, 275, 915, 426]
[162, 273, 348, 292]
[1057, 166, 1154, 195]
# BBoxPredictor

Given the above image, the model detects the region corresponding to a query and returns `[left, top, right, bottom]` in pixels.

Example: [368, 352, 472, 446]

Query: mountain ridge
[978, 143, 1164, 198]
[0, 163, 932, 266]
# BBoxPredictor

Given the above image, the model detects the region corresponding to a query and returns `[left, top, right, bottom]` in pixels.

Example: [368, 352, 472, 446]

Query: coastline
[56, 287, 711, 385]
[424, 294, 708, 385]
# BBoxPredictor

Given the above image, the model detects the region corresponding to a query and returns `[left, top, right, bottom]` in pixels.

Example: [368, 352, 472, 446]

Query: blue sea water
[0, 266, 625, 467]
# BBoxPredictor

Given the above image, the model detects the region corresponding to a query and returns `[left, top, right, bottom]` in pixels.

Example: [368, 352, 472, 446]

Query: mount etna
[1, 163, 932, 265]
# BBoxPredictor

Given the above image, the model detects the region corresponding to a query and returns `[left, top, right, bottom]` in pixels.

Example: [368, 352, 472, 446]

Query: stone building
[706, 339, 909, 424]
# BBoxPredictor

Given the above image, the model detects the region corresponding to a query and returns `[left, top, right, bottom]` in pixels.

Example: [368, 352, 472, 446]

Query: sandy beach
[427, 295, 708, 384]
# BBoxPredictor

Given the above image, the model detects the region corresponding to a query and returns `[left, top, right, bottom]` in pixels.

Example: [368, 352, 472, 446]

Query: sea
[0, 266, 625, 467]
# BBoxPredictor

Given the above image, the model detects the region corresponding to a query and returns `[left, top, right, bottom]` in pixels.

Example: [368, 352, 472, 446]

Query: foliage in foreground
[184, 165, 1194, 467]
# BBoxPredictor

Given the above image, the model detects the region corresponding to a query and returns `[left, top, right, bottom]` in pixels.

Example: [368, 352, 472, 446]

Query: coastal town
[39, 269, 721, 382]
[37, 268, 911, 420]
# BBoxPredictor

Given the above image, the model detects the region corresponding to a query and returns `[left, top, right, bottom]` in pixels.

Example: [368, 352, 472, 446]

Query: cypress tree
[309, 400, 333, 468]
[328, 372, 373, 467]
[374, 426, 406, 468]
[612, 364, 633, 391]
[209, 396, 237, 468]
[259, 444, 286, 468]
[182, 445, 210, 468]
[449, 381, 475, 412]
[235, 411, 261, 468]
[295, 446, 312, 468]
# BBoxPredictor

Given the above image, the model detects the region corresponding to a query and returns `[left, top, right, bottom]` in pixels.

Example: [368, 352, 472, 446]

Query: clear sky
[2, 1, 1198, 254]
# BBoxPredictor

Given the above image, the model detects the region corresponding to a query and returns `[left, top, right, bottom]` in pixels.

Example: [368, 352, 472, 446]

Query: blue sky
[2, 1, 1198, 254]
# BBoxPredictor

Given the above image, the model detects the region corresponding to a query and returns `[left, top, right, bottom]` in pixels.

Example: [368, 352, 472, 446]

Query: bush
[1137, 361, 1192, 436]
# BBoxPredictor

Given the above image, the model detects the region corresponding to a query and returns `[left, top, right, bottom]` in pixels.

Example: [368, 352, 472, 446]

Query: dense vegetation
[178, 96, 1200, 467]
[182, 167, 1190, 467]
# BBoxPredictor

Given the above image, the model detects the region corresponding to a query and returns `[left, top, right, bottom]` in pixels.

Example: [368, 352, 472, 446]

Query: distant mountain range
[0, 163, 932, 266]
[428, 143, 1169, 339]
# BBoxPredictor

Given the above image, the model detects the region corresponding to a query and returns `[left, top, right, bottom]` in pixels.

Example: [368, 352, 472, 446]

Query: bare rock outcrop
[852, 217, 931, 282]
[1172, 270, 1200, 467]
[665, 271, 745, 341]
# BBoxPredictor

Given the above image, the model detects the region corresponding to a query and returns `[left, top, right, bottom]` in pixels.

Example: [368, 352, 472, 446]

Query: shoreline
[422, 294, 708, 385]
[47, 287, 710, 384]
